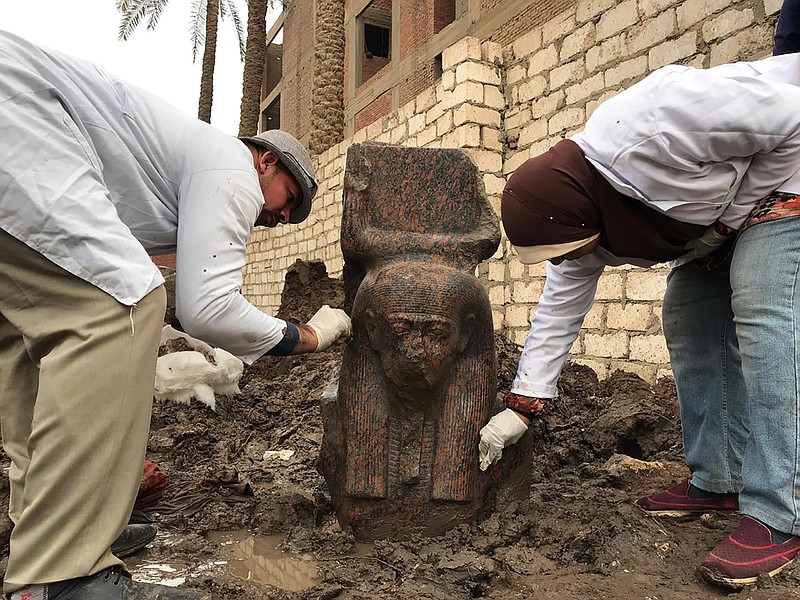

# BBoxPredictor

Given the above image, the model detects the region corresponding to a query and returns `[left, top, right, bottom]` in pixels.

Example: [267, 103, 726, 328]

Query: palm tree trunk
[311, 0, 345, 155]
[239, 0, 269, 136]
[198, 0, 219, 123]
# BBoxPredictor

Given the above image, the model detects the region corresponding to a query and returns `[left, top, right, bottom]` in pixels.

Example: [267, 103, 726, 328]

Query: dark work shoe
[699, 516, 800, 588]
[11, 566, 210, 599]
[111, 523, 157, 558]
[635, 479, 739, 517]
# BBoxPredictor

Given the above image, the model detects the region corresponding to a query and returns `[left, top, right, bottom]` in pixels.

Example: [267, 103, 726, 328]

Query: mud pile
[2, 260, 798, 599]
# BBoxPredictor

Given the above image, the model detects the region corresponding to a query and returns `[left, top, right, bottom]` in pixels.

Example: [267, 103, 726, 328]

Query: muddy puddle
[128, 529, 372, 593]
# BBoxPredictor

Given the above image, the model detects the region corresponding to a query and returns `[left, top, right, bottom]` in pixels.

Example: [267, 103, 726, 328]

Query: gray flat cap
[239, 130, 317, 224]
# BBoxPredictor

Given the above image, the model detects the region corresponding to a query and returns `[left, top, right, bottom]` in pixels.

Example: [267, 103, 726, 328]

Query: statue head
[354, 262, 480, 402]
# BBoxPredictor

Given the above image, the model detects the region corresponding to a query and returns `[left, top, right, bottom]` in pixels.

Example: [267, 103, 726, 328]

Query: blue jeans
[664, 217, 800, 535]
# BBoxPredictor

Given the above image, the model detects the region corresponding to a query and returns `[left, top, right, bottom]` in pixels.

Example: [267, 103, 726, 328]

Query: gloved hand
[681, 221, 734, 260]
[306, 305, 352, 352]
[478, 408, 529, 471]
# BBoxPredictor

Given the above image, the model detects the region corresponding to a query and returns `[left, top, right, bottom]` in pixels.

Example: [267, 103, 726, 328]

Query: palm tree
[310, 0, 344, 154]
[116, 0, 246, 123]
[238, 0, 346, 151]
[238, 0, 273, 137]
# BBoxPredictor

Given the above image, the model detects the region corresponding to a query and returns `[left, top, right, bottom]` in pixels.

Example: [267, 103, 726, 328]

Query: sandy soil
[2, 260, 800, 599]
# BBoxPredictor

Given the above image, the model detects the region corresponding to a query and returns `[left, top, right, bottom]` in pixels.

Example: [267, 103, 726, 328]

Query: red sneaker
[635, 479, 739, 516]
[699, 516, 800, 588]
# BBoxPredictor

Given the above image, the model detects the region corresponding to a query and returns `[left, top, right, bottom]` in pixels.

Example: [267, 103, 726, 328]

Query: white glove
[306, 305, 352, 352]
[681, 222, 734, 260]
[478, 408, 529, 471]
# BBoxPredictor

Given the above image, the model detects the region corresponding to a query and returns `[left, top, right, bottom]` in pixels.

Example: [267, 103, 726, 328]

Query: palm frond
[117, 0, 150, 40]
[146, 0, 171, 30]
[189, 0, 207, 63]
[224, 0, 247, 62]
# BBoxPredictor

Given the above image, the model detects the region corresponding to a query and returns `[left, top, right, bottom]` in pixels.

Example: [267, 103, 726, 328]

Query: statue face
[369, 312, 463, 394]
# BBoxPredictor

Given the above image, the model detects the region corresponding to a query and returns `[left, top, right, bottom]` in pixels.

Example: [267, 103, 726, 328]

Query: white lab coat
[0, 31, 285, 363]
[513, 53, 800, 398]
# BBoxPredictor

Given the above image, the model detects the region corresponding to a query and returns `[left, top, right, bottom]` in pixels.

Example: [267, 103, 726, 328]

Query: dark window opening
[364, 23, 390, 59]
[261, 95, 280, 132]
[434, 53, 443, 80]
[357, 0, 393, 87]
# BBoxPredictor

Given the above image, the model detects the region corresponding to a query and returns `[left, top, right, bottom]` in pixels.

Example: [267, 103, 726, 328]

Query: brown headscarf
[502, 139, 707, 262]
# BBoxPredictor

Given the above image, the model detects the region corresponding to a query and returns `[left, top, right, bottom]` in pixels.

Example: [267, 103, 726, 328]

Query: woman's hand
[478, 408, 529, 471]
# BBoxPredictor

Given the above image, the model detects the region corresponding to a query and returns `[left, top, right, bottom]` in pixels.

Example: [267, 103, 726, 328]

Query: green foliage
[116, 0, 246, 63]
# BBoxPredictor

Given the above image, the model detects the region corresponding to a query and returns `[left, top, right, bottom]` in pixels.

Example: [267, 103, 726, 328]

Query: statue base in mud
[319, 371, 533, 541]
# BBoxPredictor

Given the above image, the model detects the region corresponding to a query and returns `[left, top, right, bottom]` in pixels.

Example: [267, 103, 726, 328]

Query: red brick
[355, 89, 392, 131]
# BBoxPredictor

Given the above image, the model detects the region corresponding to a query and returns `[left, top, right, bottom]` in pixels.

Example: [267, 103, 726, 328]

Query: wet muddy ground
[2, 260, 800, 598]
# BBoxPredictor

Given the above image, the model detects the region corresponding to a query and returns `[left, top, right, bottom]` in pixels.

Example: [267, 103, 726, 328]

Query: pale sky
[3, 0, 281, 135]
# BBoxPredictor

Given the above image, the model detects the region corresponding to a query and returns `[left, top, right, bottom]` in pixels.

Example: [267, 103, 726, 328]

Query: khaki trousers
[0, 229, 165, 591]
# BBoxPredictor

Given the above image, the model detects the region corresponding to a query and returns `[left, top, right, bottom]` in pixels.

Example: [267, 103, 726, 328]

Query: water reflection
[208, 531, 318, 591]
[127, 528, 373, 591]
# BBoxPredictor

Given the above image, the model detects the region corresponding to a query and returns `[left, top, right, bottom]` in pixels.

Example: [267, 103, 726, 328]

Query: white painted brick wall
[630, 334, 670, 363]
[648, 32, 698, 69]
[565, 72, 604, 105]
[702, 7, 755, 43]
[606, 303, 652, 331]
[542, 9, 577, 45]
[586, 34, 629, 73]
[628, 10, 677, 54]
[528, 45, 559, 77]
[561, 22, 596, 61]
[627, 271, 668, 302]
[709, 24, 772, 65]
[576, 0, 617, 24]
[596, 0, 639, 41]
[604, 55, 648, 87]
[639, 0, 682, 18]
[584, 331, 629, 358]
[677, 0, 732, 29]
[550, 58, 586, 90]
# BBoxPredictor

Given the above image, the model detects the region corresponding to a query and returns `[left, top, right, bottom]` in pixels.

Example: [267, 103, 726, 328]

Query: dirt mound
[2, 261, 798, 599]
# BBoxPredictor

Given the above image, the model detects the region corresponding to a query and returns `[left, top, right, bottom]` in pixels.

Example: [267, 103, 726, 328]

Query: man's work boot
[111, 523, 158, 558]
[7, 566, 210, 599]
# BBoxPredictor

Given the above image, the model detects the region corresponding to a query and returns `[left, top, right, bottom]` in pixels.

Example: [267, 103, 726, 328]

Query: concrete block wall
[244, 0, 782, 384]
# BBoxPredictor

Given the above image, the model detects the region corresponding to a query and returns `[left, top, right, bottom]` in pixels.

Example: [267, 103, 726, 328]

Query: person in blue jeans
[476, 48, 800, 588]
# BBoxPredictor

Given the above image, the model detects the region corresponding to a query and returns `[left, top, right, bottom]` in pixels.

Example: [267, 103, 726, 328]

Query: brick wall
[354, 88, 393, 130]
[244, 0, 782, 384]
[281, 0, 316, 146]
[434, 0, 456, 32]
[400, 0, 435, 58]
[398, 60, 438, 106]
[362, 55, 391, 83]
[482, 0, 505, 11]
[487, 0, 578, 46]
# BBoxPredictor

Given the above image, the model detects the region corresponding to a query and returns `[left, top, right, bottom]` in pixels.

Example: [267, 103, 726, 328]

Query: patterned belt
[741, 191, 800, 233]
